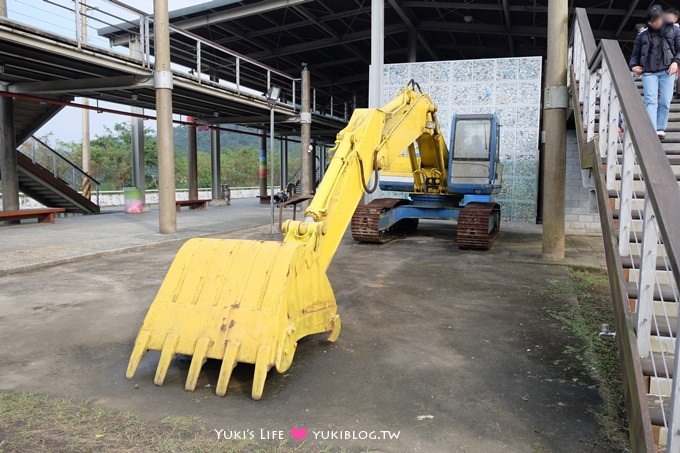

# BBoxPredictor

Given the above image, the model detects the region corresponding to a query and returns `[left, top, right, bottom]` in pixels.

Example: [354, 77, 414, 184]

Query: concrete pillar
[408, 29, 417, 63]
[258, 131, 267, 201]
[280, 138, 287, 191]
[269, 105, 276, 229]
[0, 0, 6, 17]
[210, 112, 221, 202]
[0, 96, 18, 212]
[130, 37, 145, 205]
[542, 0, 569, 259]
[300, 65, 313, 196]
[369, 0, 384, 108]
[80, 1, 91, 199]
[187, 117, 198, 200]
[319, 143, 327, 180]
[153, 0, 176, 234]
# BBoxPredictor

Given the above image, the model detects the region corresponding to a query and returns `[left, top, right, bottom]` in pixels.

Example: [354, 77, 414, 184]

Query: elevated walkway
[0, 3, 347, 138]
[571, 9, 680, 451]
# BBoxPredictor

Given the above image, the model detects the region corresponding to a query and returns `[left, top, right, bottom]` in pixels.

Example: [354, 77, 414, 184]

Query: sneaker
[658, 131, 666, 139]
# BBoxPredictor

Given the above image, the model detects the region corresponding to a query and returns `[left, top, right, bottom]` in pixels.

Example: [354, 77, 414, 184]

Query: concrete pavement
[0, 218, 608, 452]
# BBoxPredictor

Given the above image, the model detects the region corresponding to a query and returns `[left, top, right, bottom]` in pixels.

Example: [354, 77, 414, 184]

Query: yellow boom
[126, 83, 449, 399]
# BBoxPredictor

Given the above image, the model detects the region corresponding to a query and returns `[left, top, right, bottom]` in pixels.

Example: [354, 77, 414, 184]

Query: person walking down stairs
[630, 4, 680, 139]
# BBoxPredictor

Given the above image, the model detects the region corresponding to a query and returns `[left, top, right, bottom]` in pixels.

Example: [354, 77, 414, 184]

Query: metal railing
[9, 0, 351, 122]
[571, 8, 680, 452]
[20, 136, 100, 204]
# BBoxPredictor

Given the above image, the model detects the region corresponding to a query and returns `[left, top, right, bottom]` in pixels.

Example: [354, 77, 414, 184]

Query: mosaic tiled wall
[383, 57, 543, 222]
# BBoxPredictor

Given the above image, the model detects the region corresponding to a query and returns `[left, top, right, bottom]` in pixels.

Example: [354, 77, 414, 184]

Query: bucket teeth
[126, 329, 151, 379]
[154, 333, 179, 386]
[216, 341, 240, 397]
[185, 337, 212, 392]
[127, 238, 339, 399]
[251, 344, 272, 400]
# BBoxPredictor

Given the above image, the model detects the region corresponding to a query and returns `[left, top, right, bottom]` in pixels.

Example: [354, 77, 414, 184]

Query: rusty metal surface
[350, 198, 416, 243]
[456, 203, 500, 251]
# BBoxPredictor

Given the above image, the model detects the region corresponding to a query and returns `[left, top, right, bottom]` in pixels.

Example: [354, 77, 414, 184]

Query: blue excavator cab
[448, 113, 502, 203]
[351, 113, 503, 250]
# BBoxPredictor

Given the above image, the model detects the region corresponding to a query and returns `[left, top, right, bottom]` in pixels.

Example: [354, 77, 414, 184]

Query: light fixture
[463, 15, 473, 23]
[266, 86, 281, 105]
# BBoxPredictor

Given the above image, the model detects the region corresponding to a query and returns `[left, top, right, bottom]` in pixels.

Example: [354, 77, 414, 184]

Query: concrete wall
[383, 56, 543, 222]
[565, 130, 600, 235]
[9, 187, 260, 210]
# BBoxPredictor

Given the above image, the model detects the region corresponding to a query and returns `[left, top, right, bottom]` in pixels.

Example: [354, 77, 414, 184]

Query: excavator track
[456, 202, 501, 251]
[351, 198, 418, 243]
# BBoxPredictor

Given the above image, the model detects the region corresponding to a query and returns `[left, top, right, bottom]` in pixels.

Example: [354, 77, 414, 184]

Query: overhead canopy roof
[102, 0, 647, 107]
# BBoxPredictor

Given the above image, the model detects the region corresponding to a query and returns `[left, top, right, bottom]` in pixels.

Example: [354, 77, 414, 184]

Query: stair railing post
[617, 127, 634, 257]
[605, 93, 620, 192]
[636, 197, 659, 358]
[598, 65, 611, 160]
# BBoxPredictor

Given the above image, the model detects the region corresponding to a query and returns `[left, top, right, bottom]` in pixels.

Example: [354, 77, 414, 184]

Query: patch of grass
[547, 267, 628, 451]
[0, 391, 298, 452]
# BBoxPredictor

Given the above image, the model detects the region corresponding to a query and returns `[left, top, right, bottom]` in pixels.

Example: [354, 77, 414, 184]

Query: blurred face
[649, 16, 664, 30]
[666, 13, 679, 24]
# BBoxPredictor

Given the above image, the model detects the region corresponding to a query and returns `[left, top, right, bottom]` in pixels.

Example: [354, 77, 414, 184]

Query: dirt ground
[0, 221, 612, 452]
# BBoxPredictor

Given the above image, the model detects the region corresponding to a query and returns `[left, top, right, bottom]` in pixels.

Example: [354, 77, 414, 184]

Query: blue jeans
[642, 71, 677, 131]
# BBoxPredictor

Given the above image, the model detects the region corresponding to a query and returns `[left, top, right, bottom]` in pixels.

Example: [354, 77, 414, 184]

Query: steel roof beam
[500, 0, 515, 57]
[615, 0, 641, 38]
[387, 0, 440, 60]
[214, 7, 371, 46]
[418, 21, 632, 41]
[9, 75, 153, 94]
[174, 0, 314, 30]
[401, 2, 646, 17]
[250, 24, 410, 60]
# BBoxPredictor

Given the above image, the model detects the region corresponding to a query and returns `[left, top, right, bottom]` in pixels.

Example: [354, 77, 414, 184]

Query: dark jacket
[629, 24, 680, 71]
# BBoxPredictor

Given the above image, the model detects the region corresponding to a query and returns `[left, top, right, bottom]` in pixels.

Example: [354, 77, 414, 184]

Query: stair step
[621, 256, 671, 271]
[642, 353, 676, 379]
[648, 395, 671, 426]
[626, 281, 677, 302]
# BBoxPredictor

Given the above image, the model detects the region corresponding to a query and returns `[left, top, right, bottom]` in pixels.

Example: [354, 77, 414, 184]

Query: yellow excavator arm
[288, 83, 449, 270]
[126, 84, 449, 399]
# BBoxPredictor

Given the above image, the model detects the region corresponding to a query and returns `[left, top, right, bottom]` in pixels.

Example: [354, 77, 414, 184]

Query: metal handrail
[30, 136, 101, 186]
[571, 8, 680, 451]
[20, 136, 100, 204]
[71, 0, 350, 120]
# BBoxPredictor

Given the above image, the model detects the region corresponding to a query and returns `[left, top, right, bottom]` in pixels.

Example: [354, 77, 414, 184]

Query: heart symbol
[290, 426, 308, 441]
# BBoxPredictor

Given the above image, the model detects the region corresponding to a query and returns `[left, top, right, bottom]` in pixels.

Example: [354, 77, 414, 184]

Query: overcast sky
[7, 0, 211, 143]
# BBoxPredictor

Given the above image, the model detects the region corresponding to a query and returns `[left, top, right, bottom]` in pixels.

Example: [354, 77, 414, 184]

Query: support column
[408, 28, 417, 63]
[300, 65, 313, 196]
[258, 130, 268, 202]
[280, 138, 286, 191]
[153, 0, 176, 234]
[319, 143, 327, 180]
[187, 116, 198, 200]
[0, 0, 6, 17]
[542, 0, 568, 259]
[80, 1, 91, 199]
[130, 37, 145, 206]
[0, 95, 18, 212]
[210, 111, 222, 203]
[369, 0, 384, 108]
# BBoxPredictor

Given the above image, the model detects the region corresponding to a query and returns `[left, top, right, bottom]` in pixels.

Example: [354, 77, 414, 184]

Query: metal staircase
[571, 9, 680, 452]
[5, 136, 100, 214]
[2, 90, 101, 213]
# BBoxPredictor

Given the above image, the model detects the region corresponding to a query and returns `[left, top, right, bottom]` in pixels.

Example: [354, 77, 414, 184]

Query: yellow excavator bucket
[126, 234, 340, 400]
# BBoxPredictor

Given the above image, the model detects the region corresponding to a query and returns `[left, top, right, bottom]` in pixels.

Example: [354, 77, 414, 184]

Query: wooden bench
[175, 199, 210, 212]
[0, 208, 66, 224]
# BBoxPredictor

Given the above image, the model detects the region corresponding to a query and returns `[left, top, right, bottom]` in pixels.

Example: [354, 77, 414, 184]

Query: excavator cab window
[450, 117, 493, 185]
